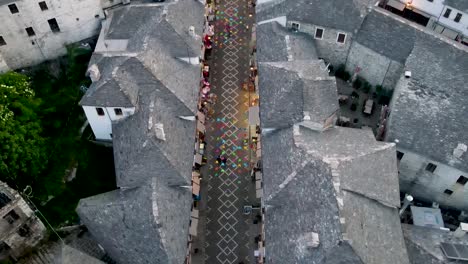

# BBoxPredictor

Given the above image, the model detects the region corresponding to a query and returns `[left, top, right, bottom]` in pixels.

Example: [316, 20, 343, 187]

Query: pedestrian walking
[220, 156, 227, 166]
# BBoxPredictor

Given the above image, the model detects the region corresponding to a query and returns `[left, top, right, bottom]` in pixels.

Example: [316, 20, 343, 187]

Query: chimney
[154, 123, 166, 141]
[453, 223, 468, 238]
[404, 70, 412, 79]
[399, 194, 413, 217]
[87, 64, 101, 82]
[306, 232, 320, 249]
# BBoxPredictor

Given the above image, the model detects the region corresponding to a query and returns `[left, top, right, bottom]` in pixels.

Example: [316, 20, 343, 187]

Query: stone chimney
[87, 64, 101, 82]
[453, 223, 468, 238]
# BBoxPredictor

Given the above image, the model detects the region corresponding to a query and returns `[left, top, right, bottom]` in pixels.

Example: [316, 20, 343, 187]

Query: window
[427, 0, 433, 2]
[114, 108, 123, 116]
[25, 27, 35, 37]
[444, 189, 453, 195]
[454, 13, 462, 22]
[8, 3, 19, 14]
[0, 36, 6, 46]
[96, 107, 105, 116]
[397, 151, 404, 160]
[456, 175, 468, 185]
[337, 33, 346, 44]
[291, 22, 300, 32]
[38, 1, 48, 11]
[443, 8, 451, 18]
[47, 18, 60, 33]
[425, 163, 437, 173]
[17, 224, 31, 237]
[315, 28, 324, 39]
[3, 210, 19, 224]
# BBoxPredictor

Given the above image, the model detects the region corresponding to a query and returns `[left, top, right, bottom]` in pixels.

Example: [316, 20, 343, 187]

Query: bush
[362, 81, 371, 94]
[342, 71, 351, 81]
[353, 78, 362, 89]
[334, 64, 345, 79]
[375, 85, 383, 95]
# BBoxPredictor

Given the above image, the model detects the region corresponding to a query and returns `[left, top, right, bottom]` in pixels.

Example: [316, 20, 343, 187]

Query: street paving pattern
[203, 0, 254, 263]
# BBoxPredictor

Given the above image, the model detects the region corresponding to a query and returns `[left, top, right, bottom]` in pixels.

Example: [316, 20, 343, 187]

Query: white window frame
[336, 32, 346, 44]
[314, 27, 324, 39]
[291, 22, 300, 32]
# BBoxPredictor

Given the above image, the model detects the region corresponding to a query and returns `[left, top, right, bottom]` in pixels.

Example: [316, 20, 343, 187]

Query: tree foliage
[0, 72, 48, 188]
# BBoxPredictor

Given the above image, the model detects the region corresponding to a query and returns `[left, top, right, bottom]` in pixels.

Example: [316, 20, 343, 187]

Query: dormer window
[114, 108, 123, 116]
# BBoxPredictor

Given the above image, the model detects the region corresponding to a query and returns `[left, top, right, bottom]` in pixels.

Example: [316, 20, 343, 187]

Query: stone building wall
[287, 20, 352, 66]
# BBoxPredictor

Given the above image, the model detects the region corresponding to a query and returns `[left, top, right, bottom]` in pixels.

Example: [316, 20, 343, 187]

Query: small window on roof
[25, 27, 35, 37]
[397, 151, 404, 160]
[426, 163, 437, 173]
[291, 22, 300, 32]
[456, 175, 468, 185]
[8, 3, 19, 14]
[444, 189, 453, 195]
[443, 8, 451, 18]
[315, 28, 324, 39]
[0, 36, 6, 46]
[38, 1, 48, 11]
[47, 18, 60, 33]
[337, 33, 346, 44]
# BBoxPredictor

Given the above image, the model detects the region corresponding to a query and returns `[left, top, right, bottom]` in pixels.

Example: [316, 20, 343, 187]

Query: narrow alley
[198, 0, 258, 263]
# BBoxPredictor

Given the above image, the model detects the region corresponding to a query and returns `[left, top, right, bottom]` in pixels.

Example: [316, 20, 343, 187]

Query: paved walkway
[203, 0, 256, 263]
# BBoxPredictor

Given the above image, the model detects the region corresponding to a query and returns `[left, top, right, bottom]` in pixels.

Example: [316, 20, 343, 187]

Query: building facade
[0, 0, 125, 72]
[0, 181, 46, 261]
[382, 0, 468, 45]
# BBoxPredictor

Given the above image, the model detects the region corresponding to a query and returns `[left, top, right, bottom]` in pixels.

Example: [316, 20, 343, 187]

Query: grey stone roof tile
[256, 0, 371, 32]
[444, 0, 468, 12]
[77, 177, 192, 264]
[386, 34, 468, 173]
[257, 22, 318, 63]
[355, 10, 419, 63]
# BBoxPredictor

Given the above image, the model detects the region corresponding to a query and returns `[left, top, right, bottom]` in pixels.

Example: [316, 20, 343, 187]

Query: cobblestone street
[202, 0, 257, 263]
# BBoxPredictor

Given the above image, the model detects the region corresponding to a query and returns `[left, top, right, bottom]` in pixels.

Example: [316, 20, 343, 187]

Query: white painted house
[0, 0, 124, 72]
[383, 0, 468, 44]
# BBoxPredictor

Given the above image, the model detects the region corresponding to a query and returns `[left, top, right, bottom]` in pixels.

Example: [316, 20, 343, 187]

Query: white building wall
[82, 105, 135, 141]
[405, 0, 445, 17]
[438, 6, 468, 36]
[0, 0, 105, 70]
[398, 148, 468, 211]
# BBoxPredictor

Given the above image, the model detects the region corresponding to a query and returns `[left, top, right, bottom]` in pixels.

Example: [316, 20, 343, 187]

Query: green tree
[0, 72, 48, 189]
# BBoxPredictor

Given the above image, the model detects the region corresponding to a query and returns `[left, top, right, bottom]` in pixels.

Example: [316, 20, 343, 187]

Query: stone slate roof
[256, 0, 371, 32]
[79, 0, 203, 108]
[58, 244, 104, 264]
[386, 34, 468, 173]
[402, 224, 468, 264]
[77, 2, 202, 263]
[77, 176, 191, 264]
[258, 60, 338, 128]
[256, 21, 317, 63]
[444, 0, 468, 12]
[355, 10, 420, 63]
[0, 0, 17, 6]
[262, 124, 409, 264]
[112, 58, 195, 188]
